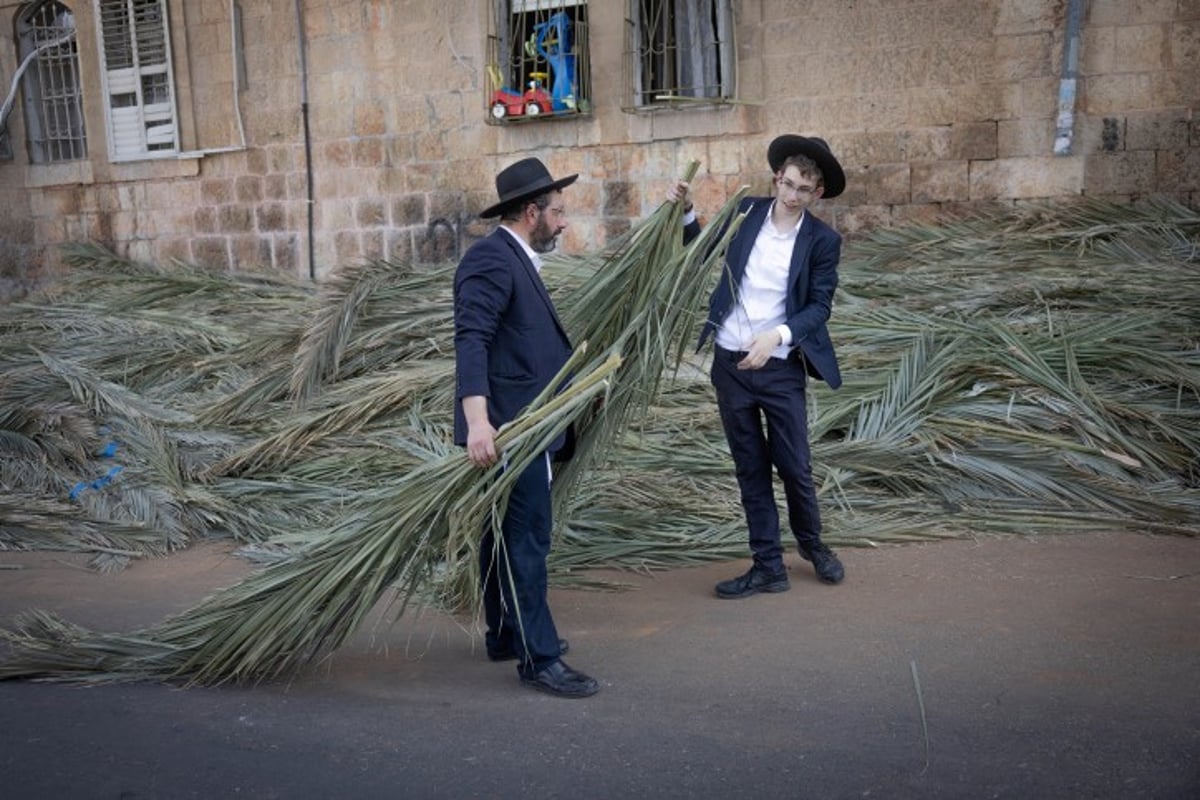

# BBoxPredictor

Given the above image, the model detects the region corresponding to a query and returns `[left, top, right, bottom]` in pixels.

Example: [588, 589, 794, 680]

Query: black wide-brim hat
[480, 157, 579, 219]
[767, 135, 846, 199]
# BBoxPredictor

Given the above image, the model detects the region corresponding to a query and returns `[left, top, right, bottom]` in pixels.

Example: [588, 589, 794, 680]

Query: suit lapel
[498, 229, 570, 338]
[788, 212, 815, 293]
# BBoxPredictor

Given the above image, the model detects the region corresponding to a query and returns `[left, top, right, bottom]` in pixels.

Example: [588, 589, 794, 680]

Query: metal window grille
[624, 0, 736, 110]
[18, 1, 87, 163]
[485, 0, 590, 124]
[97, 0, 179, 160]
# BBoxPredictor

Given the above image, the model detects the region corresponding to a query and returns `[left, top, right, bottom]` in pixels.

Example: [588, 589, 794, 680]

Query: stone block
[268, 146, 294, 173]
[257, 204, 287, 232]
[998, 118, 1055, 157]
[1083, 151, 1157, 194]
[1085, 74, 1156, 113]
[836, 204, 893, 237]
[995, 0, 1059, 35]
[1172, 25, 1200, 105]
[389, 195, 424, 227]
[428, 192, 465, 221]
[911, 161, 970, 203]
[995, 32, 1055, 81]
[836, 132, 907, 166]
[288, 173, 309, 199]
[192, 237, 232, 270]
[231, 235, 272, 269]
[194, 207, 218, 234]
[1124, 109, 1191, 149]
[246, 148, 269, 176]
[895, 128, 954, 161]
[854, 163, 911, 205]
[603, 181, 640, 217]
[969, 155, 1084, 199]
[334, 230, 362, 263]
[235, 176, 263, 203]
[1156, 147, 1200, 192]
[321, 141, 353, 169]
[264, 175, 288, 201]
[1088, 0, 1177, 26]
[156, 237, 192, 266]
[415, 131, 448, 162]
[353, 138, 386, 168]
[273, 235, 299, 275]
[354, 104, 387, 137]
[1116, 24, 1169, 71]
[1081, 26, 1118, 75]
[356, 199, 387, 227]
[219, 205, 254, 233]
[950, 122, 999, 160]
[1017, 76, 1060, 117]
[361, 230, 385, 262]
[201, 178, 234, 205]
[708, 138, 746, 176]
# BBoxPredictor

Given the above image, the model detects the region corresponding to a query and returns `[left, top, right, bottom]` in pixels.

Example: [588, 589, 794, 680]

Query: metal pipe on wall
[1053, 0, 1087, 156]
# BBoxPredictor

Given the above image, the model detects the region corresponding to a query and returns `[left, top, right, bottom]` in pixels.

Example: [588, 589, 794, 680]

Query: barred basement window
[95, 0, 179, 160]
[485, 1, 590, 124]
[624, 0, 736, 111]
[17, 1, 87, 163]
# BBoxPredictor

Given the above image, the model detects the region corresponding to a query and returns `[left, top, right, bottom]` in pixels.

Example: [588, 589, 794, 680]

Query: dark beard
[530, 215, 558, 254]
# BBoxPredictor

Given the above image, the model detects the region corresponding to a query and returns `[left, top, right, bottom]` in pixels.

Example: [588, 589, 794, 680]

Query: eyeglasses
[776, 176, 819, 198]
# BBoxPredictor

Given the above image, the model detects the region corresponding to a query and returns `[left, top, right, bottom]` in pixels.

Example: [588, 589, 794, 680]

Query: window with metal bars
[17, 1, 87, 163]
[624, 0, 736, 110]
[96, 0, 179, 160]
[485, 1, 590, 124]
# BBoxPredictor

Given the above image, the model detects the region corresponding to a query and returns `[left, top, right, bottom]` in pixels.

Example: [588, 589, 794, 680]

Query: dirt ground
[1, 532, 1198, 799]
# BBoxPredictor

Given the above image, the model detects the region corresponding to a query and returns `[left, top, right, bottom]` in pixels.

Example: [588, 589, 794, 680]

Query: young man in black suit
[672, 135, 848, 597]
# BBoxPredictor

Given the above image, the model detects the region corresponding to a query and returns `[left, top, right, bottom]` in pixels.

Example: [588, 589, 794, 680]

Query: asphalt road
[1, 532, 1197, 799]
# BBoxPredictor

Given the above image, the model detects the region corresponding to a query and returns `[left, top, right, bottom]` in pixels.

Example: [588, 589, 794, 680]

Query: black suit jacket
[453, 228, 574, 454]
[691, 198, 843, 389]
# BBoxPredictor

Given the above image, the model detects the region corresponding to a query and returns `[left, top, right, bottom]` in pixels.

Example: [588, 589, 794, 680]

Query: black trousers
[479, 454, 560, 672]
[711, 347, 823, 574]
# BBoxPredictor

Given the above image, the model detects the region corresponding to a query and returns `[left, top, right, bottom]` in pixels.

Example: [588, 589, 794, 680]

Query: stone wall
[0, 0, 1196, 293]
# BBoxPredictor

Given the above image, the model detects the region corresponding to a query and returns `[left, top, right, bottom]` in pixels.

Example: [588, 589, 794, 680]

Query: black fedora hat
[767, 135, 846, 199]
[480, 157, 579, 219]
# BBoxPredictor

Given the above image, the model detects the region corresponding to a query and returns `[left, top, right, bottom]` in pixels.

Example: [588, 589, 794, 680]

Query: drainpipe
[295, 0, 316, 280]
[1053, 0, 1086, 156]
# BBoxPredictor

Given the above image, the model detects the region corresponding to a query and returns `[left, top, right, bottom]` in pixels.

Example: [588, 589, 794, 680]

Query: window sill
[25, 160, 94, 188]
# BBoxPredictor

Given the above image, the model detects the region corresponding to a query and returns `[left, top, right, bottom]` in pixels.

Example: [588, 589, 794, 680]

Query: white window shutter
[97, 0, 178, 160]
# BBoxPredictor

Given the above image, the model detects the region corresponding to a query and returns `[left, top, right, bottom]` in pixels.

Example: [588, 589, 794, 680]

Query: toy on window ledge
[531, 11, 577, 113]
[488, 66, 553, 120]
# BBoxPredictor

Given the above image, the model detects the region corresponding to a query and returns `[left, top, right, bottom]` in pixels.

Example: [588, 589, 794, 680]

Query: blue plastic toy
[532, 12, 576, 112]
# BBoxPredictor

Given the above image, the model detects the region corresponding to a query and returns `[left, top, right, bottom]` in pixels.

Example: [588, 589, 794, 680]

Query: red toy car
[490, 80, 553, 120]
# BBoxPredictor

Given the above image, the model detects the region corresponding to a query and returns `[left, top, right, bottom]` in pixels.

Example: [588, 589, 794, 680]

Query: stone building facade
[0, 0, 1196, 294]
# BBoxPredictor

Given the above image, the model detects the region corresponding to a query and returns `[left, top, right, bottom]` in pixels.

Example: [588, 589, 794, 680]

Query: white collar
[499, 225, 542, 272]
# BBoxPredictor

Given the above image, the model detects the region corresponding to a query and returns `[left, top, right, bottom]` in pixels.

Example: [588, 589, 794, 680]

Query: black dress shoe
[487, 638, 569, 662]
[799, 541, 845, 584]
[519, 659, 599, 698]
[715, 565, 790, 599]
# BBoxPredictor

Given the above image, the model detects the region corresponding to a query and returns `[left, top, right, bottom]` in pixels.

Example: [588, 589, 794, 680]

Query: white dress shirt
[500, 225, 542, 273]
[715, 201, 802, 359]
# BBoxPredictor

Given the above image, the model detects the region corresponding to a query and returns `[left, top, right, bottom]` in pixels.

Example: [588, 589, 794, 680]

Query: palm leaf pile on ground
[0, 164, 751, 683]
[1, 193, 1198, 683]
